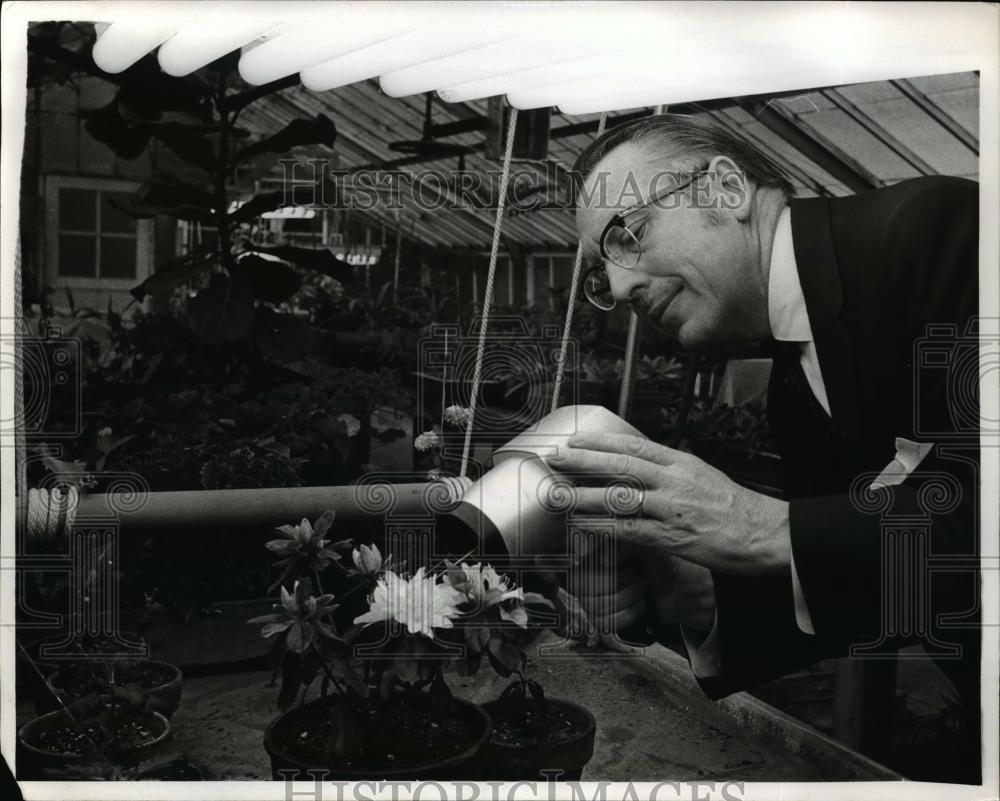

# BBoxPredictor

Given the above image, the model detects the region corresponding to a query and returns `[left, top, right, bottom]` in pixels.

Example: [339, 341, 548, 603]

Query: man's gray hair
[573, 113, 796, 198]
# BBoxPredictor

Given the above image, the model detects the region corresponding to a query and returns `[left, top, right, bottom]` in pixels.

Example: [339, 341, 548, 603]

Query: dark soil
[277, 697, 479, 773]
[489, 705, 588, 748]
[30, 714, 161, 756]
[55, 661, 175, 695]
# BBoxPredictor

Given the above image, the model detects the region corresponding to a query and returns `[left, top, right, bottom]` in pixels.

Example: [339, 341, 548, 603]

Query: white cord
[460, 107, 519, 478]
[26, 486, 79, 539]
[550, 111, 608, 413]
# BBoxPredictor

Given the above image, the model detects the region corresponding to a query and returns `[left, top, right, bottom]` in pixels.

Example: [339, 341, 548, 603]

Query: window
[530, 252, 577, 308]
[45, 176, 152, 289]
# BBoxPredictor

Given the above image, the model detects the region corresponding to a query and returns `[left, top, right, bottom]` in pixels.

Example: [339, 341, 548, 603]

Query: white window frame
[45, 175, 154, 291]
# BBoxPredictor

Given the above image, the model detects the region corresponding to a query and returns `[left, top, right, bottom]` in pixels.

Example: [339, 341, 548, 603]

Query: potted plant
[250, 512, 492, 780]
[44, 650, 182, 720]
[18, 669, 172, 779]
[444, 562, 597, 781]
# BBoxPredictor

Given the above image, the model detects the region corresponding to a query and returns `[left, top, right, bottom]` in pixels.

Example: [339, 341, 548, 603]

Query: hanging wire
[459, 107, 519, 478]
[550, 111, 608, 413]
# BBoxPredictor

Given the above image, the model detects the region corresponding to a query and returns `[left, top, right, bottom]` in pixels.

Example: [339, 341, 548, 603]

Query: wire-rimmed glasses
[582, 170, 706, 310]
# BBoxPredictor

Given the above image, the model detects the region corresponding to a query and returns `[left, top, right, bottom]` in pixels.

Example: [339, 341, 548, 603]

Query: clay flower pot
[46, 660, 183, 719]
[473, 697, 596, 780]
[264, 696, 492, 781]
[17, 708, 171, 779]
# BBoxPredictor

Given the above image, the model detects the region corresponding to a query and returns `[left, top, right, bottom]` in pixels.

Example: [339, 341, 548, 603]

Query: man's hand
[551, 533, 716, 646]
[545, 432, 792, 575]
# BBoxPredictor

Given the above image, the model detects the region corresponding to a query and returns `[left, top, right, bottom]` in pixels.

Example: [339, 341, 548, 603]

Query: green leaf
[233, 114, 337, 164]
[224, 75, 299, 115]
[130, 247, 217, 302]
[247, 613, 287, 625]
[287, 621, 314, 654]
[488, 637, 522, 676]
[82, 101, 150, 160]
[243, 245, 354, 284]
[186, 272, 255, 344]
[261, 621, 294, 638]
[486, 642, 512, 678]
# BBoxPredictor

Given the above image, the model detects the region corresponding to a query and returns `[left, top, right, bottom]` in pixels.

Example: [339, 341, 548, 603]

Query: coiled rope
[26, 486, 80, 540]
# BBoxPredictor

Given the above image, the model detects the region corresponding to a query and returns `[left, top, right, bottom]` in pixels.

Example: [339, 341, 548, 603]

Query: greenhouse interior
[3, 2, 997, 795]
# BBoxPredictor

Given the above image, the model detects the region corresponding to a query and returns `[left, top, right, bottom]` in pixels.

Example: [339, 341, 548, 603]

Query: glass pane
[99, 236, 137, 279]
[58, 234, 97, 276]
[101, 192, 138, 234]
[59, 188, 96, 232]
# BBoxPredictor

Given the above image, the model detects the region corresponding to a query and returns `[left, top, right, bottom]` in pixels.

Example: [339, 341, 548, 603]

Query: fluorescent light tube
[302, 20, 518, 92]
[92, 21, 177, 74]
[379, 26, 611, 98]
[239, 9, 423, 85]
[158, 21, 275, 77]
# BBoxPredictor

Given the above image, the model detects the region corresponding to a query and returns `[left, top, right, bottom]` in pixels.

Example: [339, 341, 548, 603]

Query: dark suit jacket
[698, 177, 980, 718]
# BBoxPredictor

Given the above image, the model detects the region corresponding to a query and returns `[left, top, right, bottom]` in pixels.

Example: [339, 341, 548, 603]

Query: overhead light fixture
[379, 24, 612, 98]
[158, 21, 274, 76]
[302, 20, 517, 92]
[92, 20, 177, 73]
[438, 48, 629, 104]
[238, 9, 423, 86]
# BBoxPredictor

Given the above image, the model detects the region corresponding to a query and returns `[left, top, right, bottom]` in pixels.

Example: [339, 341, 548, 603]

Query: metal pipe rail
[16, 481, 466, 535]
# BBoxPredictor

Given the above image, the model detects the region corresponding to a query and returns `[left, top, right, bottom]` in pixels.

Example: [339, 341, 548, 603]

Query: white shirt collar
[768, 206, 813, 343]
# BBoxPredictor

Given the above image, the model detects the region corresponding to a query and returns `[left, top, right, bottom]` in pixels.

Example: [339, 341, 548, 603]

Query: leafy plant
[249, 510, 553, 759]
[27, 23, 353, 357]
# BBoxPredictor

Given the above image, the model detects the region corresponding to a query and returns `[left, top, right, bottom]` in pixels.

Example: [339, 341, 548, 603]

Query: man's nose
[606, 260, 648, 307]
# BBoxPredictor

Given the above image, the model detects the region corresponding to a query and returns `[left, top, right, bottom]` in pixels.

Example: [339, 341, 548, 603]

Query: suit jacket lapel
[787, 197, 866, 475]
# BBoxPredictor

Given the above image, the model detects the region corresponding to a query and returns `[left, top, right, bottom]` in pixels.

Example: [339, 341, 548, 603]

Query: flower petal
[261, 621, 294, 638]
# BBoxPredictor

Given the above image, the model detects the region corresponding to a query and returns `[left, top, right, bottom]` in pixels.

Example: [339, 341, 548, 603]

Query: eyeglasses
[583, 170, 706, 311]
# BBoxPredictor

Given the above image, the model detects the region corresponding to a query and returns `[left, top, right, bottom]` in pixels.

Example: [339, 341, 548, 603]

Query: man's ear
[707, 155, 751, 221]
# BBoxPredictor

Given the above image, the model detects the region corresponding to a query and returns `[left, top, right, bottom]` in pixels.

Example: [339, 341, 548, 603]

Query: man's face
[576, 142, 767, 353]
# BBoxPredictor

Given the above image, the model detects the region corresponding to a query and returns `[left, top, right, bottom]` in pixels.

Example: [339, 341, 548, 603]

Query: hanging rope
[460, 107, 519, 478]
[14, 237, 27, 505]
[550, 111, 608, 413]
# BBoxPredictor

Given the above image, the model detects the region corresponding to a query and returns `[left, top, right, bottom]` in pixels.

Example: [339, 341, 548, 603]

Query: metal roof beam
[736, 97, 877, 194]
[890, 78, 979, 157]
[822, 88, 936, 175]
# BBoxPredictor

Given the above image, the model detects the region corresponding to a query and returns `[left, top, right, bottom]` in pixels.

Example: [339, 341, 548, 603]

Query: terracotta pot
[472, 698, 596, 781]
[17, 709, 171, 779]
[46, 660, 183, 719]
[264, 696, 491, 781]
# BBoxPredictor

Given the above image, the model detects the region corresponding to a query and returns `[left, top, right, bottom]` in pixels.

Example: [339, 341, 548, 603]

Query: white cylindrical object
[158, 21, 274, 76]
[238, 9, 421, 86]
[379, 27, 604, 99]
[450, 405, 647, 557]
[92, 21, 177, 74]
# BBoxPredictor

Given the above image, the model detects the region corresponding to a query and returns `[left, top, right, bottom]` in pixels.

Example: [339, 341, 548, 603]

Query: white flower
[413, 430, 440, 452]
[353, 568, 464, 639]
[443, 405, 473, 427]
[337, 413, 361, 438]
[352, 543, 383, 575]
[447, 562, 526, 626]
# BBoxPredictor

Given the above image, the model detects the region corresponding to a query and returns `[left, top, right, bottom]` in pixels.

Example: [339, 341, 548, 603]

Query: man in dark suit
[546, 114, 980, 781]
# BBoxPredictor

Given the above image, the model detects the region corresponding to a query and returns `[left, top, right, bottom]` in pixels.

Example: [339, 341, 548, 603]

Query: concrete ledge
[641, 644, 903, 781]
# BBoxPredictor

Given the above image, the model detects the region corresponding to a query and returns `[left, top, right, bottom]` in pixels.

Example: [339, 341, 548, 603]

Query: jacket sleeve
[697, 178, 980, 699]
